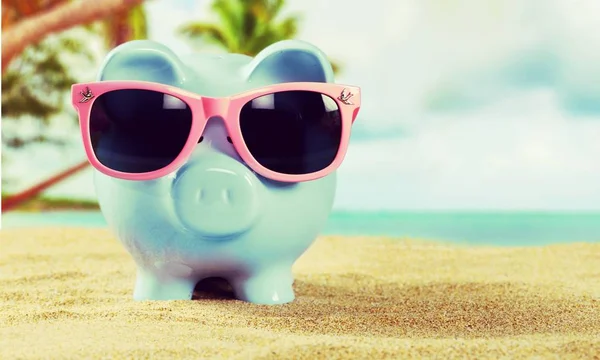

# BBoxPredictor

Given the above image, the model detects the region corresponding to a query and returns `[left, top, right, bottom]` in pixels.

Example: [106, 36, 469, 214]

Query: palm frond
[127, 4, 148, 41]
[103, 3, 148, 48]
[211, 0, 243, 44]
[330, 60, 342, 75]
[178, 22, 234, 50]
[251, 0, 285, 23]
[241, 6, 258, 45]
[1, 33, 85, 122]
[2, 134, 70, 148]
[274, 14, 300, 38]
[178, 0, 340, 76]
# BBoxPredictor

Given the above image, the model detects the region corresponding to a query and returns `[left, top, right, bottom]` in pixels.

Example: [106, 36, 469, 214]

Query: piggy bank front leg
[231, 266, 295, 305]
[133, 265, 197, 301]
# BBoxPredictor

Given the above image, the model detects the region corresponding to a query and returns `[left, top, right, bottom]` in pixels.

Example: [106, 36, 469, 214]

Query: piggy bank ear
[245, 40, 334, 84]
[98, 40, 186, 85]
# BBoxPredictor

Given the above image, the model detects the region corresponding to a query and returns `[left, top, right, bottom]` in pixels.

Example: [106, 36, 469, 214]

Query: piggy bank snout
[171, 155, 262, 239]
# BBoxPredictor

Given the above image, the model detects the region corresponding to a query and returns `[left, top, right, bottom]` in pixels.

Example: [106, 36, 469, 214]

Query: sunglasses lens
[89, 89, 192, 173]
[240, 91, 342, 175]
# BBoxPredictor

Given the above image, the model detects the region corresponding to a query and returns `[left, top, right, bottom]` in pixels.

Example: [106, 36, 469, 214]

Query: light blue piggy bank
[91, 40, 349, 305]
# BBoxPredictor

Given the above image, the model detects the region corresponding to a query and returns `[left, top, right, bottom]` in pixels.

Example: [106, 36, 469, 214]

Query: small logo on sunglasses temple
[79, 87, 94, 103]
[337, 88, 354, 105]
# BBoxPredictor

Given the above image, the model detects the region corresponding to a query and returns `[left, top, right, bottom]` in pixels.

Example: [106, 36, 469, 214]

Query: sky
[3, 0, 600, 211]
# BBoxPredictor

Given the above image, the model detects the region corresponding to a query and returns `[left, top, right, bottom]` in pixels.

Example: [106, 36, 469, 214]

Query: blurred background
[2, 0, 600, 245]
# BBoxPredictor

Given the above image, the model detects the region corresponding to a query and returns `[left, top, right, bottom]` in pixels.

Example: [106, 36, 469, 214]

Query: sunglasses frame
[71, 80, 361, 183]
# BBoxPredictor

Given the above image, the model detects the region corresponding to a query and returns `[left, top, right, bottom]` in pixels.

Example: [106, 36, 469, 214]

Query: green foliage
[1, 33, 95, 187]
[0, 194, 100, 211]
[102, 4, 148, 48]
[179, 0, 300, 56]
[178, 0, 341, 73]
[1, 35, 93, 126]
[1, 1, 150, 191]
[128, 5, 148, 41]
[1, 3, 147, 143]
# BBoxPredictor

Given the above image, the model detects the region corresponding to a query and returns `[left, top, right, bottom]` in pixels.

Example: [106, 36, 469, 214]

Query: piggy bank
[72, 39, 360, 304]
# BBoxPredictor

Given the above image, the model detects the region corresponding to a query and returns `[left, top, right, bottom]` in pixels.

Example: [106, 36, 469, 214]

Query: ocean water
[2, 210, 600, 247]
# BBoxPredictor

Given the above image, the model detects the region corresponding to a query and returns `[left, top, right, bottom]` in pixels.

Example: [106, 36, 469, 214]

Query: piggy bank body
[93, 40, 338, 304]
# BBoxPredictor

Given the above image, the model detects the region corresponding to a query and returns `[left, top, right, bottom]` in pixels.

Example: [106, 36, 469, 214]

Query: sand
[1, 227, 599, 359]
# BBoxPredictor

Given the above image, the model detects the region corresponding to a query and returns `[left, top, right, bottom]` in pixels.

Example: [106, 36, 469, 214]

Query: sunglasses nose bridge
[201, 97, 229, 119]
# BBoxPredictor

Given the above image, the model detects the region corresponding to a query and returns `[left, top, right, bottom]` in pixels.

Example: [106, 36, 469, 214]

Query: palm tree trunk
[1, 0, 144, 72]
[2, 160, 90, 213]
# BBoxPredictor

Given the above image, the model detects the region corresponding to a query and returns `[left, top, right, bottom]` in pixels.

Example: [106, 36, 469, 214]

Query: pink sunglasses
[71, 80, 361, 183]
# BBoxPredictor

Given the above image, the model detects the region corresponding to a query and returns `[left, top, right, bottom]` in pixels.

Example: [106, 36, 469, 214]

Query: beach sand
[1, 227, 599, 359]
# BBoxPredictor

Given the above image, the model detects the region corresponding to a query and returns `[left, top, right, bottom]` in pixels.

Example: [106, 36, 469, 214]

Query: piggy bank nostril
[221, 189, 231, 204]
[195, 189, 204, 201]
[226, 136, 232, 144]
[198, 136, 204, 143]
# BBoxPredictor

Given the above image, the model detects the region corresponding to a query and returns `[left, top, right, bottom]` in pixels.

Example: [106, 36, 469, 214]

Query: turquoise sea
[2, 210, 600, 247]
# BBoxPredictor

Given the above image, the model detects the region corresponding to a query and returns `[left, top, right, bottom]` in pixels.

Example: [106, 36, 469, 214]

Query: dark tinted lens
[240, 90, 342, 175]
[89, 89, 192, 173]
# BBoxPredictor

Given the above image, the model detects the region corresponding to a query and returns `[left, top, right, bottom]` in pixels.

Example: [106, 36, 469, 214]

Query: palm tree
[178, 0, 341, 73]
[1, 0, 147, 212]
[1, 1, 147, 128]
[1, 0, 146, 71]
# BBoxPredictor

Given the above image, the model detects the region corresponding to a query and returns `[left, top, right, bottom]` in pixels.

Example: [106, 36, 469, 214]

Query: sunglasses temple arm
[351, 106, 360, 123]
